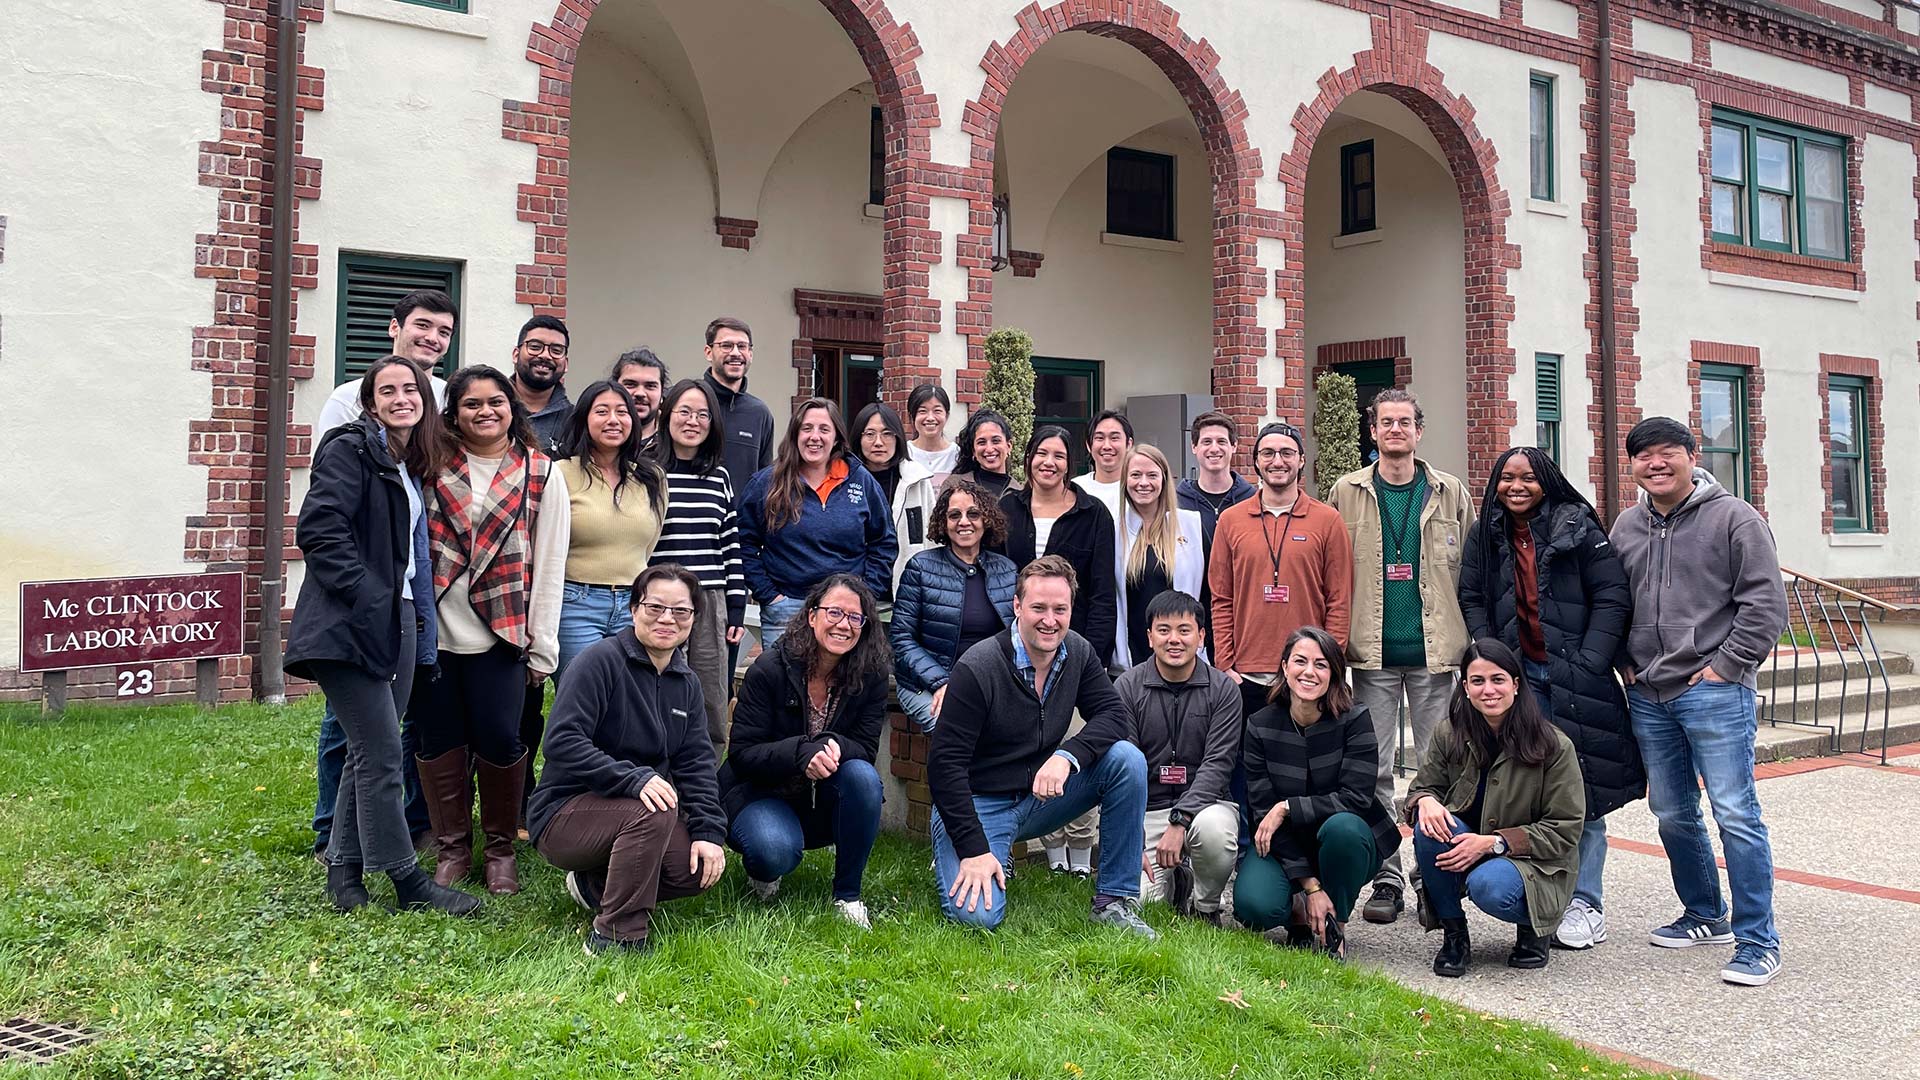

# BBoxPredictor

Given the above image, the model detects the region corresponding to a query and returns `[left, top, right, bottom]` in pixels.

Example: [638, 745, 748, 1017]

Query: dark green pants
[1233, 812, 1381, 931]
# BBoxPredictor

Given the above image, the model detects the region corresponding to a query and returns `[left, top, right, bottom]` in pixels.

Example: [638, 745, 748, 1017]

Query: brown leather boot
[475, 751, 527, 895]
[417, 747, 473, 887]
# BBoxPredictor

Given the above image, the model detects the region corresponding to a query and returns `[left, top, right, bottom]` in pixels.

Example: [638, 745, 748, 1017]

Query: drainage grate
[0, 1018, 95, 1063]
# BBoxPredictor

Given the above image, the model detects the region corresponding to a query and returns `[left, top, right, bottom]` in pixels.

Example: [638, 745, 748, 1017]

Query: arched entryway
[502, 0, 938, 422]
[1279, 22, 1520, 484]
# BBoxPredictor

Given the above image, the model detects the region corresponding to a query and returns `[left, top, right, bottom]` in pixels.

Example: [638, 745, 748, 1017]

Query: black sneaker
[584, 930, 652, 956]
[565, 871, 604, 914]
[1167, 861, 1195, 916]
[1362, 882, 1404, 924]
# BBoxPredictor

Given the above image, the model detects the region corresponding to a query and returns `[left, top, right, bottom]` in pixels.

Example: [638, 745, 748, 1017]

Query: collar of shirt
[1009, 627, 1070, 703]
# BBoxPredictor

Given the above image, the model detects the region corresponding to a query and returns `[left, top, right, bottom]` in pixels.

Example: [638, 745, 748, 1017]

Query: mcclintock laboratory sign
[20, 572, 245, 673]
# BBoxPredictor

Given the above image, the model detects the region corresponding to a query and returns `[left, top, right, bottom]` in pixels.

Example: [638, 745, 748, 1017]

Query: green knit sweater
[1374, 469, 1428, 668]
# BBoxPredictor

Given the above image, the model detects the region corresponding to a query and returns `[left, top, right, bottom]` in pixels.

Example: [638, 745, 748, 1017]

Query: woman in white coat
[1114, 444, 1207, 669]
[853, 402, 936, 599]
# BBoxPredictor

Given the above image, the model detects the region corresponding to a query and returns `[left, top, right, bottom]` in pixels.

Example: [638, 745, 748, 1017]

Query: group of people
[289, 289, 1789, 987]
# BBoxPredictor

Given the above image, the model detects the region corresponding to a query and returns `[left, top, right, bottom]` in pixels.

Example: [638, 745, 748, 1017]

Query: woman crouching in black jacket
[1457, 446, 1641, 951]
[722, 574, 891, 929]
[529, 564, 728, 955]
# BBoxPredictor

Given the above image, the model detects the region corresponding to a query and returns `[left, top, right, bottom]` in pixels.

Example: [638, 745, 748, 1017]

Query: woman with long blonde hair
[1114, 444, 1207, 668]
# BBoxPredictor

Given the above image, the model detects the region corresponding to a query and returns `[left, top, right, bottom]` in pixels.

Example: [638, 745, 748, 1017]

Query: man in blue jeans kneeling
[927, 555, 1154, 938]
[1612, 417, 1789, 986]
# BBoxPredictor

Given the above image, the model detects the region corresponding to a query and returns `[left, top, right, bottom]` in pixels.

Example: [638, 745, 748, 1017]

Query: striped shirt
[1243, 703, 1399, 880]
[650, 458, 748, 628]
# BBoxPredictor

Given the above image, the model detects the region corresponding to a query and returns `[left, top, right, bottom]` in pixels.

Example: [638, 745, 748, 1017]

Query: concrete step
[1760, 650, 1912, 687]
[1761, 670, 1920, 725]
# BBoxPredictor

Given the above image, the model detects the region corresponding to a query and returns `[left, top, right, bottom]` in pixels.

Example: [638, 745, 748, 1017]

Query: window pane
[1712, 183, 1743, 237]
[1831, 456, 1860, 521]
[1757, 191, 1791, 244]
[1712, 123, 1745, 181]
[1705, 450, 1743, 497]
[1355, 188, 1375, 223]
[845, 361, 882, 421]
[1700, 379, 1736, 449]
[1351, 149, 1373, 185]
[1806, 199, 1844, 259]
[1804, 143, 1841, 200]
[1107, 149, 1176, 240]
[1755, 134, 1792, 190]
[1036, 372, 1093, 419]
[1530, 80, 1551, 199]
[1828, 387, 1856, 453]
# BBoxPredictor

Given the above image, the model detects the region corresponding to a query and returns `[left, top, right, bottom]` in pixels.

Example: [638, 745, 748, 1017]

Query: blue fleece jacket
[738, 458, 898, 603]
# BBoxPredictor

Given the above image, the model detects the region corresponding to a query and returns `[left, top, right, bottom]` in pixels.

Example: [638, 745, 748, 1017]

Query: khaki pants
[1140, 801, 1239, 908]
[687, 586, 731, 752]
[1352, 666, 1455, 890]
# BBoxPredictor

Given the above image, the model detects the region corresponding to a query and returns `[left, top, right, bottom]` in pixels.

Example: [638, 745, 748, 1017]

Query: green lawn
[0, 698, 1647, 1079]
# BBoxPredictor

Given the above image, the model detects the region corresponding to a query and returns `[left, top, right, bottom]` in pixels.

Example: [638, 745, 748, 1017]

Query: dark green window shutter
[335, 252, 462, 385]
[1535, 356, 1561, 422]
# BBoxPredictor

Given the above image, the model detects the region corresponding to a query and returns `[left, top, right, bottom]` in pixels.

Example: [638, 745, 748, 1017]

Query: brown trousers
[535, 793, 709, 941]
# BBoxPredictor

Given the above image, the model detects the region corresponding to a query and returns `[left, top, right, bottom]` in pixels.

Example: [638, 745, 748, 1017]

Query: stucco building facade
[2, 0, 1917, 700]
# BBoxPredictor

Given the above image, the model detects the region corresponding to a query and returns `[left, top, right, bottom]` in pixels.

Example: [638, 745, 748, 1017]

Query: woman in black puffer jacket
[1458, 446, 1642, 951]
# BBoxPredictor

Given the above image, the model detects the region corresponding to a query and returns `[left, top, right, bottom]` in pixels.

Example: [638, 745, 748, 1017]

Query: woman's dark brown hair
[357, 355, 447, 478]
[779, 573, 893, 691]
[927, 479, 1008, 550]
[764, 397, 851, 530]
[1448, 638, 1558, 768]
[1266, 625, 1354, 716]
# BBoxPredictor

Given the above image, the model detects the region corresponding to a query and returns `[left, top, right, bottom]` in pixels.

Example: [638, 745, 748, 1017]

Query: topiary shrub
[981, 328, 1036, 483]
[1314, 370, 1361, 498]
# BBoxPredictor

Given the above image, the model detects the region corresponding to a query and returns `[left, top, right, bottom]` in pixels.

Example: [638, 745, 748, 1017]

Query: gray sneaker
[1090, 897, 1160, 941]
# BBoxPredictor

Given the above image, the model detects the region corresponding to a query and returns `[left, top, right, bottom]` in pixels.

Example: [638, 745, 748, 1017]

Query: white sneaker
[747, 877, 780, 901]
[1554, 898, 1607, 949]
[833, 898, 872, 929]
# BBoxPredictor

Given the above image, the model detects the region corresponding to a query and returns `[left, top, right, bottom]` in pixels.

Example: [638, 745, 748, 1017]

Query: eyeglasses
[945, 508, 983, 522]
[1374, 418, 1418, 431]
[637, 601, 696, 624]
[519, 340, 569, 358]
[1255, 448, 1301, 462]
[672, 407, 712, 422]
[814, 606, 867, 629]
[712, 342, 752, 354]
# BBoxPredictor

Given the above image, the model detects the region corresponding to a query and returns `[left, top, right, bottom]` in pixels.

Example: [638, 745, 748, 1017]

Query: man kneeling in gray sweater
[927, 555, 1156, 938]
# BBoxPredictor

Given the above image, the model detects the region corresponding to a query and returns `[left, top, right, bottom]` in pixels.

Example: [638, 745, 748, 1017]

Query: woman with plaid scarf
[415, 365, 573, 896]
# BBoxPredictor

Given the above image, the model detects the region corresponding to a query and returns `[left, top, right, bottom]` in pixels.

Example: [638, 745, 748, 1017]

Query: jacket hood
[1637, 467, 1727, 518]
[897, 457, 935, 485]
[315, 414, 400, 473]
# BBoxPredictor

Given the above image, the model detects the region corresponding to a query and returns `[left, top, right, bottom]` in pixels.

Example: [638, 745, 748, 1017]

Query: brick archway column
[960, 1, 1282, 438]
[502, 0, 939, 387]
[1277, 18, 1521, 484]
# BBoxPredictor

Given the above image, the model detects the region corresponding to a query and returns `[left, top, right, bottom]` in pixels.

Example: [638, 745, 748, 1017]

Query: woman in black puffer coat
[1458, 446, 1643, 951]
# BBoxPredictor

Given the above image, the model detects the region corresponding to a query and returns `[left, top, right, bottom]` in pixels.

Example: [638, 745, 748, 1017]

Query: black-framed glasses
[637, 601, 696, 624]
[1255, 448, 1301, 462]
[814, 605, 867, 629]
[520, 340, 569, 358]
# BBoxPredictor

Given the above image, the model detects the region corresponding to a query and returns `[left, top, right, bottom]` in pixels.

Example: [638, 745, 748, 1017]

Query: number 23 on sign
[116, 668, 156, 698]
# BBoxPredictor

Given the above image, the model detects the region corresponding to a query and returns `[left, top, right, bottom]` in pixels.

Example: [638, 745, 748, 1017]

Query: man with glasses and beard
[510, 315, 574, 455]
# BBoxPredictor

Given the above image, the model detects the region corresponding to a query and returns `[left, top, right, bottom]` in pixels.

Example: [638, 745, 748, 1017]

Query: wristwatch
[1168, 809, 1193, 829]
[1490, 834, 1509, 856]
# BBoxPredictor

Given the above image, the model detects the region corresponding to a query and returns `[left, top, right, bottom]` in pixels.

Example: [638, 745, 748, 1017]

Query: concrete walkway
[1334, 746, 1920, 1080]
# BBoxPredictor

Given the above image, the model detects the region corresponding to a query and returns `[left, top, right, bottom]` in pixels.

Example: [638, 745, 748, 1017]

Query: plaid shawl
[428, 444, 552, 650]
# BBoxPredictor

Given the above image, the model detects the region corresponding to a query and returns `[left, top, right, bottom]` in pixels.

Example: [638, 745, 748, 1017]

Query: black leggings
[412, 643, 527, 765]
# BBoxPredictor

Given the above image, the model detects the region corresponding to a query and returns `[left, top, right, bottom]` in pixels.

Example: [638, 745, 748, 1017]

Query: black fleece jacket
[928, 629, 1130, 859]
[718, 643, 888, 820]
[526, 631, 725, 845]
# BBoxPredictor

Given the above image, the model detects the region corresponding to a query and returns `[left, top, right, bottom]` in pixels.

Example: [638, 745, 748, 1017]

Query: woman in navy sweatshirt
[738, 397, 897, 649]
[529, 564, 728, 955]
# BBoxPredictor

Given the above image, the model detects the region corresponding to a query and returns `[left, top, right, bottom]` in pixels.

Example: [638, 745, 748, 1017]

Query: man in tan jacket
[1327, 389, 1475, 925]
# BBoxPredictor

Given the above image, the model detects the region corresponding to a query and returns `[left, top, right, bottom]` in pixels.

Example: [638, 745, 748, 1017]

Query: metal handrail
[1769, 569, 1895, 763]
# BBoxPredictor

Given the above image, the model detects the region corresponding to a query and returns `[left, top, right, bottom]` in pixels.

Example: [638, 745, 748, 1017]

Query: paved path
[1335, 746, 1920, 1080]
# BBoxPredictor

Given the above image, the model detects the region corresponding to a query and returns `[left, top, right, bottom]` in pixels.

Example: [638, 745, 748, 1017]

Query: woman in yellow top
[554, 380, 669, 680]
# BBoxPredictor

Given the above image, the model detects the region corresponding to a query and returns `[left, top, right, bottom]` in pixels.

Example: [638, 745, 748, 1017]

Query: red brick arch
[501, 0, 942, 374]
[1277, 18, 1521, 484]
[958, 0, 1283, 436]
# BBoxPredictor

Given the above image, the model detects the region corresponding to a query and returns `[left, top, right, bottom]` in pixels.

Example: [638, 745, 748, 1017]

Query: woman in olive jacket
[1458, 446, 1641, 950]
[1408, 639, 1585, 978]
[286, 357, 478, 917]
[721, 574, 891, 928]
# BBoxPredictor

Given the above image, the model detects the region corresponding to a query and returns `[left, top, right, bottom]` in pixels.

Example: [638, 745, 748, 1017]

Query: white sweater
[435, 452, 571, 675]
[1112, 504, 1207, 669]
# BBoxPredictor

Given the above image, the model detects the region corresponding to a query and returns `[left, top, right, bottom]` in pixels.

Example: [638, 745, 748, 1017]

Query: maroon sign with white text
[20, 573, 245, 673]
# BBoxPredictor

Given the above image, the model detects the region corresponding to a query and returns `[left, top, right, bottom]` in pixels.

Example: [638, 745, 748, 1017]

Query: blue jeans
[1629, 680, 1777, 950]
[1414, 813, 1530, 925]
[557, 582, 632, 684]
[727, 759, 884, 901]
[313, 693, 428, 851]
[897, 683, 938, 733]
[930, 741, 1148, 929]
[1524, 658, 1609, 910]
[758, 595, 806, 652]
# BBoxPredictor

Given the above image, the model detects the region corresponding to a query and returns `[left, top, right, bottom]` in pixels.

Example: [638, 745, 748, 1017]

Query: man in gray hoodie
[1610, 417, 1787, 987]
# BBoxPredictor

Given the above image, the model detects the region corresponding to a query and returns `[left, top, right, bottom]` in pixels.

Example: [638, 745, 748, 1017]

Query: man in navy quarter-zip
[1611, 416, 1787, 987]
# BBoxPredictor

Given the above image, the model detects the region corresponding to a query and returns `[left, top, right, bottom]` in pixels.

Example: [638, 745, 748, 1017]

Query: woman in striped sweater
[651, 379, 748, 749]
